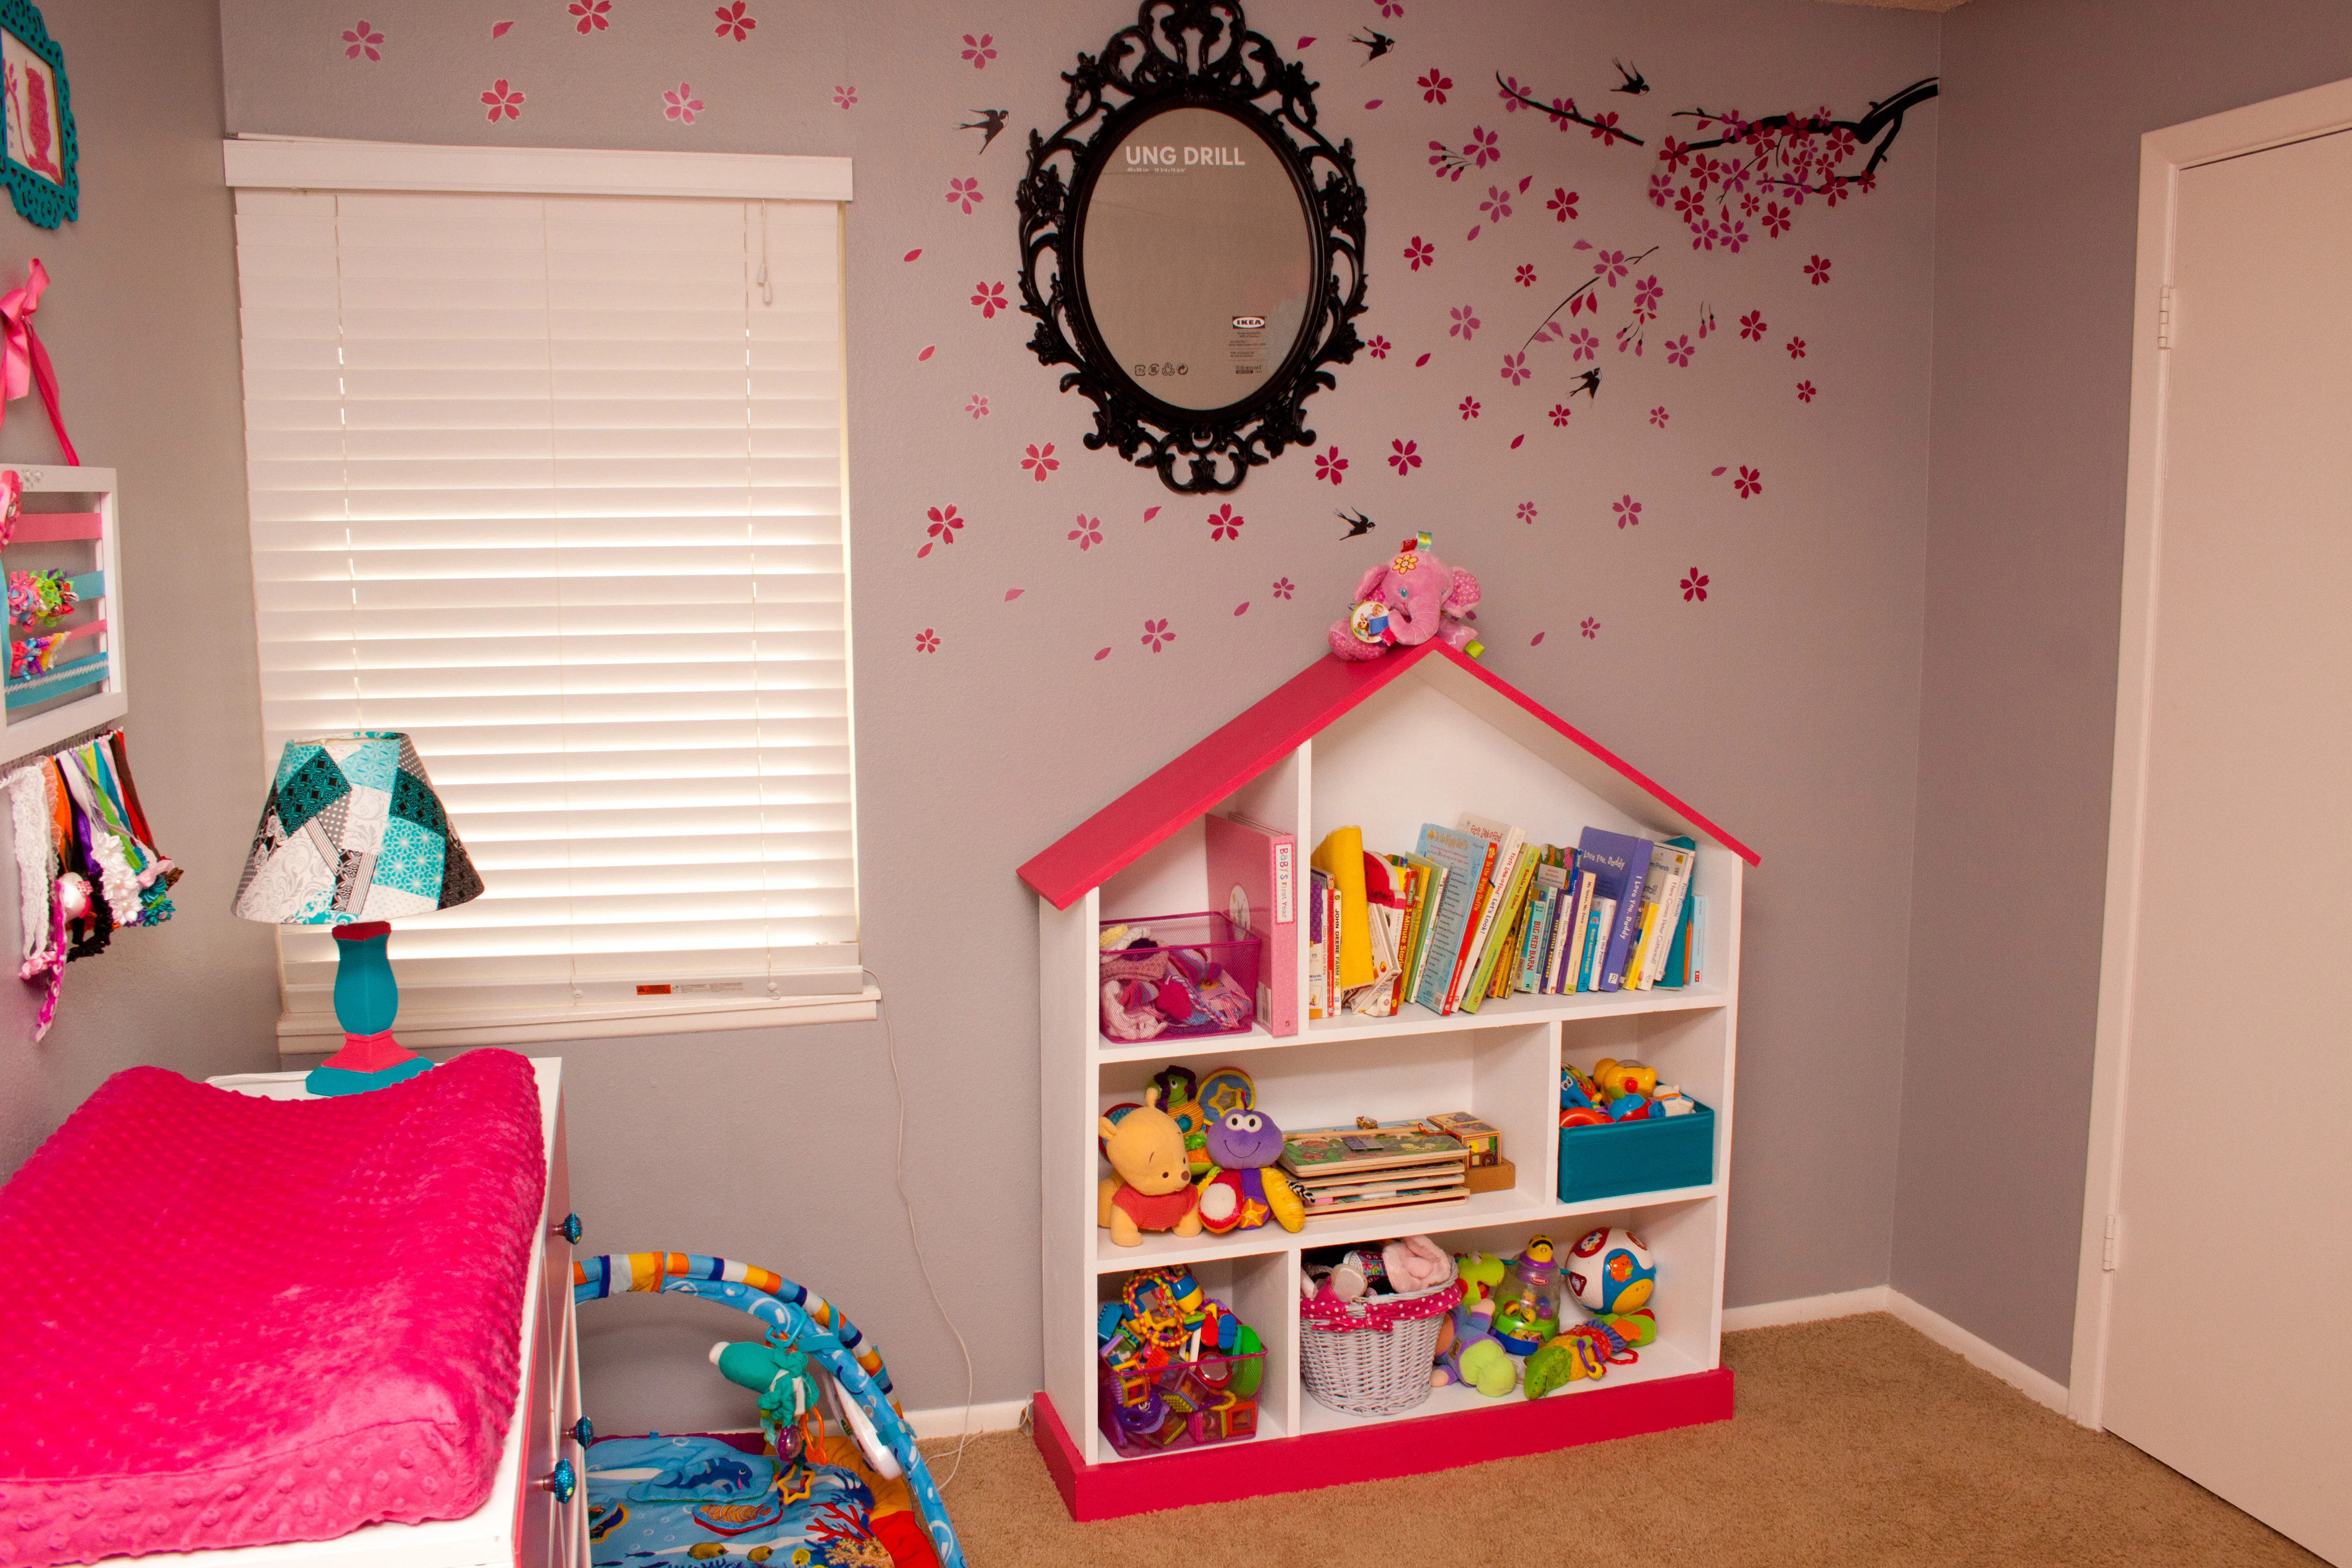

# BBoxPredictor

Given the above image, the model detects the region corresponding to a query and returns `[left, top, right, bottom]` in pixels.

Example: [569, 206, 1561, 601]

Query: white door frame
[2069, 74, 2352, 1429]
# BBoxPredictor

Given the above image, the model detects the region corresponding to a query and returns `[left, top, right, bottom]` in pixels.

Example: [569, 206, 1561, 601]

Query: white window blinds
[233, 188, 860, 1034]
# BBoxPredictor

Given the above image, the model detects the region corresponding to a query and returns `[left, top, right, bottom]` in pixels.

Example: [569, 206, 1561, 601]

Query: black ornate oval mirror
[1017, 0, 1368, 493]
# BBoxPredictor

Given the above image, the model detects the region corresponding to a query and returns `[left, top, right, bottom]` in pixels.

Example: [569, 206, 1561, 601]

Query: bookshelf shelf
[1026, 643, 1751, 1519]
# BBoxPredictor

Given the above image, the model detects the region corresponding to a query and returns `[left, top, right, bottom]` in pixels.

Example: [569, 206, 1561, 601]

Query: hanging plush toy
[1327, 531, 1484, 663]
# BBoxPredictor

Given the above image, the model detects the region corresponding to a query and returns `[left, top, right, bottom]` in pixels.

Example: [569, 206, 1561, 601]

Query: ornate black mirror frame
[1014, 0, 1369, 494]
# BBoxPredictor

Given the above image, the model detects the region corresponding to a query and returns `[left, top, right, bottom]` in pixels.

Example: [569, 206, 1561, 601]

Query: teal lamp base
[304, 921, 432, 1097]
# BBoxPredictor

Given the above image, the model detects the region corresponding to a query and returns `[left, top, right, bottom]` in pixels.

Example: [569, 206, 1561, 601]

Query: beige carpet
[923, 1314, 2322, 1567]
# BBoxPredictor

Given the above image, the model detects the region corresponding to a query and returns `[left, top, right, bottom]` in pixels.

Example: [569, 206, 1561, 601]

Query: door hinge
[2102, 1213, 2120, 1272]
[2156, 286, 2174, 350]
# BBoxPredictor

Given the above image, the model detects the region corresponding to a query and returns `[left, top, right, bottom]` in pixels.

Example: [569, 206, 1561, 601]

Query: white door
[2099, 125, 2352, 1563]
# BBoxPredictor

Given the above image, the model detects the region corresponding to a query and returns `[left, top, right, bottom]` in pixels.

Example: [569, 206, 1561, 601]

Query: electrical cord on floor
[869, 969, 977, 1489]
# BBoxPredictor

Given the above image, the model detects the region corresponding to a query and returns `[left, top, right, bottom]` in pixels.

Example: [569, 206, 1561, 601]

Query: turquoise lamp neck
[309, 921, 430, 1092]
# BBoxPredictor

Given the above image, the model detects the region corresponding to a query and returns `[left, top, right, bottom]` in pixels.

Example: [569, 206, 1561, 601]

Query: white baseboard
[1722, 1285, 1890, 1331]
[903, 1398, 1030, 1442]
[1721, 1285, 2069, 1415]
[1883, 1289, 2070, 1415]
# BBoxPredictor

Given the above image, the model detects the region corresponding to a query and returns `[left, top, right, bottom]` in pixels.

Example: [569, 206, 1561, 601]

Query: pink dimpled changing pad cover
[0, 1048, 547, 1567]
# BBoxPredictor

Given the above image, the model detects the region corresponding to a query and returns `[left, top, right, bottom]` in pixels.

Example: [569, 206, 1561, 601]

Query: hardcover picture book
[1280, 1122, 1470, 1177]
[1574, 827, 1655, 991]
[1204, 813, 1298, 1034]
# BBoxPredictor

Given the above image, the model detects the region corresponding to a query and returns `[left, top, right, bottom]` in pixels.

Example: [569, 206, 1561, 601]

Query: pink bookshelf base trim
[1030, 1366, 1734, 1520]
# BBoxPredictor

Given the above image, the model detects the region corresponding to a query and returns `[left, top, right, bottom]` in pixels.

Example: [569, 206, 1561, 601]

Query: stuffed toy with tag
[1329, 532, 1484, 662]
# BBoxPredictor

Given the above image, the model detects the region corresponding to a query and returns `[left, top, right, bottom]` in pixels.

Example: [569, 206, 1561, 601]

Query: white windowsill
[274, 985, 881, 1054]
[222, 134, 853, 201]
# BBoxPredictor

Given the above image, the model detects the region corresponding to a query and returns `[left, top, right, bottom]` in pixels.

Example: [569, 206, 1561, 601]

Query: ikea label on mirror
[1125, 144, 1252, 170]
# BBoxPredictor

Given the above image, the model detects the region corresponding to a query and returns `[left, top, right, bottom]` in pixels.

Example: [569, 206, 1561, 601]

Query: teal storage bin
[1558, 1102, 1715, 1202]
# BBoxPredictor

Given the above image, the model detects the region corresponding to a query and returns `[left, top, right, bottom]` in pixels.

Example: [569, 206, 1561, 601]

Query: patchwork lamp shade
[233, 732, 483, 1096]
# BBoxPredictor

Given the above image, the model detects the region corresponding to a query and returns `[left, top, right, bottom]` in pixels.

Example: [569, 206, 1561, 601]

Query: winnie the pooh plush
[1098, 1088, 1203, 1247]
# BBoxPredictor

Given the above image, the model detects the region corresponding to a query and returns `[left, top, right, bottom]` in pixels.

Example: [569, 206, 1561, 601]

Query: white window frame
[222, 136, 875, 1049]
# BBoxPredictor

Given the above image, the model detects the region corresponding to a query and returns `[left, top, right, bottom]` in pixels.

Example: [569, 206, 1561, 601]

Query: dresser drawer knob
[555, 1213, 582, 1245]
[538, 1459, 577, 1503]
[571, 1417, 594, 1446]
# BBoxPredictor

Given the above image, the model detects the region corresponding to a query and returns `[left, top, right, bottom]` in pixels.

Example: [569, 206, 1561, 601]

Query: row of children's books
[1307, 817, 1707, 1021]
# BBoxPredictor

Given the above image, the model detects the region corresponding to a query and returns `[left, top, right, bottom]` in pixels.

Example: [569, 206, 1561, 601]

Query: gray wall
[0, 0, 277, 1177]
[1892, 0, 2352, 1382]
[0, 0, 1944, 1432]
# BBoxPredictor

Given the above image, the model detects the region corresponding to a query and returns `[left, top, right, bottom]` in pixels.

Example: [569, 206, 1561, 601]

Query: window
[228, 142, 865, 1043]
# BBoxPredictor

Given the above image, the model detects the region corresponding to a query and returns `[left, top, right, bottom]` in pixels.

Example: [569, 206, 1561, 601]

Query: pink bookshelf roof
[1020, 641, 1758, 911]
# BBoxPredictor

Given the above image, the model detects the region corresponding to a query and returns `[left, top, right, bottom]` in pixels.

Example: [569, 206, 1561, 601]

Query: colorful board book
[1203, 814, 1298, 1035]
[1574, 827, 1654, 991]
[1409, 824, 1487, 1014]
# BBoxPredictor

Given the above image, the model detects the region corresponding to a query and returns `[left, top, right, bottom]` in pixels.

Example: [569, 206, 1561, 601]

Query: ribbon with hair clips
[0, 259, 78, 467]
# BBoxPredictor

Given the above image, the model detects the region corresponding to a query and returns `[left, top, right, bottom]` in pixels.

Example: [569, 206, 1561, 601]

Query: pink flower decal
[1418, 68, 1452, 105]
[663, 84, 704, 124]
[1515, 264, 1537, 288]
[1479, 185, 1513, 223]
[1650, 405, 1669, 428]
[1497, 75, 1530, 112]
[1404, 236, 1435, 270]
[1681, 567, 1710, 602]
[1796, 379, 1816, 403]
[1785, 336, 1808, 359]
[1207, 504, 1244, 541]
[569, 0, 609, 34]
[1568, 328, 1597, 362]
[1547, 403, 1572, 427]
[1367, 335, 1391, 360]
[1762, 201, 1792, 238]
[1140, 618, 1175, 652]
[342, 20, 384, 60]
[1592, 249, 1629, 288]
[1389, 439, 1422, 476]
[945, 177, 983, 213]
[1459, 395, 1482, 420]
[915, 628, 940, 653]
[1021, 442, 1059, 482]
[1448, 304, 1481, 341]
[1613, 495, 1642, 529]
[1580, 617, 1599, 639]
[1315, 444, 1348, 484]
[917, 505, 964, 558]
[1805, 254, 1833, 286]
[1739, 310, 1768, 342]
[1634, 275, 1664, 317]
[971, 281, 1007, 318]
[716, 2, 757, 40]
[832, 86, 858, 109]
[961, 32, 997, 68]
[1379, 0, 1404, 14]
[1587, 110, 1625, 145]
[1547, 187, 1578, 222]
[481, 79, 524, 121]
[491, 21, 512, 38]
[1664, 335, 1694, 368]
[1465, 126, 1501, 168]
[1274, 577, 1295, 599]
[1733, 465, 1763, 498]
[1498, 351, 1529, 386]
[966, 394, 989, 419]
[1068, 515, 1102, 550]
[1517, 501, 1538, 525]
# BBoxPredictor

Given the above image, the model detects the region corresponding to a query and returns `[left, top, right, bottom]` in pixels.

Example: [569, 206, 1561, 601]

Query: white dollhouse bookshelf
[1024, 642, 1750, 1517]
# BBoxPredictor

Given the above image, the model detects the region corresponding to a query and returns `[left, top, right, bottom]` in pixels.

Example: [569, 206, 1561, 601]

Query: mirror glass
[1078, 104, 1316, 413]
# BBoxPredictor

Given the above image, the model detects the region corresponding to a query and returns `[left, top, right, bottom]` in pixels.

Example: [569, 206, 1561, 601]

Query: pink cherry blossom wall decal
[917, 345, 935, 360]
[903, 248, 922, 262]
[490, 20, 513, 38]
[1234, 601, 1250, 616]
[1004, 588, 1024, 600]
[715, 2, 756, 41]
[343, 20, 385, 59]
[1094, 647, 1112, 661]
[1530, 631, 1545, 645]
[481, 79, 524, 121]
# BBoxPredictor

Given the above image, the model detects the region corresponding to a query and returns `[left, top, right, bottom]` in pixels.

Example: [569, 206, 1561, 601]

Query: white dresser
[115, 1056, 588, 1568]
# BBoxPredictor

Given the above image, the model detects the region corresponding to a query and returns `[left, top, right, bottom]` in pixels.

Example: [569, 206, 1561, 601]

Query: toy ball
[1568, 1226, 1656, 1315]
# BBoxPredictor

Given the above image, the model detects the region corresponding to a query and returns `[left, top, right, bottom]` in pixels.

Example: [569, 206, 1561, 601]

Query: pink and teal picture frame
[0, 1, 71, 229]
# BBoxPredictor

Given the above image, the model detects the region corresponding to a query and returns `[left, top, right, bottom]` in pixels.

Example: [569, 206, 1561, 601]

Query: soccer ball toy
[1568, 1226, 1656, 1315]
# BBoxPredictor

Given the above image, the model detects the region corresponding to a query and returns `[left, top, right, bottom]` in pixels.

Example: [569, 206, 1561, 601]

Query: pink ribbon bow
[0, 260, 78, 465]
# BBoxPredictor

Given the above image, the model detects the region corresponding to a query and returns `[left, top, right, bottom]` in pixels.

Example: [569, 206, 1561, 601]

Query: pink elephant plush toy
[1328, 532, 1485, 662]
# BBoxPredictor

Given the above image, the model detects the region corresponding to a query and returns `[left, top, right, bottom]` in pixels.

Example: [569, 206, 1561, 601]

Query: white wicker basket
[1298, 1265, 1463, 1418]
